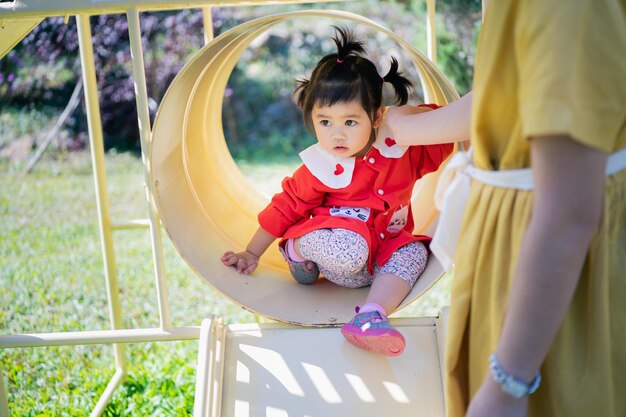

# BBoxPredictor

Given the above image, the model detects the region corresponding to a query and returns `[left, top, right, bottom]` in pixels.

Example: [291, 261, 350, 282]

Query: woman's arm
[467, 135, 608, 417]
[386, 91, 472, 146]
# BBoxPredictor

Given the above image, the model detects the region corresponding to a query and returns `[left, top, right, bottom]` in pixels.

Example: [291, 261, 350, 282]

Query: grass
[0, 151, 450, 416]
[0, 108, 59, 150]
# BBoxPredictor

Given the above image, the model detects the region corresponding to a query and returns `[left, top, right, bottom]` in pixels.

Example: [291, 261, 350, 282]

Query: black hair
[294, 26, 413, 134]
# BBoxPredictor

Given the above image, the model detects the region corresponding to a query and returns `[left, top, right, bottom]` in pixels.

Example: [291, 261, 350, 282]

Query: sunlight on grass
[0, 152, 259, 415]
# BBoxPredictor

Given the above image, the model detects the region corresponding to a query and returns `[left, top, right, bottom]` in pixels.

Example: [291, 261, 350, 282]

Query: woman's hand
[466, 377, 528, 417]
[221, 250, 259, 275]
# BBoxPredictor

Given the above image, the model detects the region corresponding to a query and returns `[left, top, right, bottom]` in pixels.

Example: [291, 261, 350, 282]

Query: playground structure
[0, 1, 459, 416]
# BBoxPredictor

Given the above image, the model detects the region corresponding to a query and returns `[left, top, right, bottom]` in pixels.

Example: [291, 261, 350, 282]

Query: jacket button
[377, 189, 384, 195]
[379, 232, 385, 239]
[368, 157, 375, 164]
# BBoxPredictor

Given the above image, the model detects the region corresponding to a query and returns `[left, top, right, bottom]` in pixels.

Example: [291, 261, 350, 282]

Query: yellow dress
[444, 1, 626, 416]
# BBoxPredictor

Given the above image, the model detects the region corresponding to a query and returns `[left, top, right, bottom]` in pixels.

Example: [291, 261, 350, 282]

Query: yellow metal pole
[76, 14, 126, 370]
[202, 6, 214, 45]
[126, 7, 172, 330]
[89, 368, 125, 417]
[426, 0, 436, 64]
[0, 371, 8, 417]
[0, 327, 200, 348]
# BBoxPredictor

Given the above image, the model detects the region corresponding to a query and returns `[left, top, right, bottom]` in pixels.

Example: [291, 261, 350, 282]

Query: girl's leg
[342, 241, 429, 356]
[362, 273, 412, 316]
[297, 228, 372, 288]
[365, 240, 429, 313]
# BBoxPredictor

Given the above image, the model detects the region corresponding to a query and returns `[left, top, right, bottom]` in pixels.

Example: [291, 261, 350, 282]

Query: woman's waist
[470, 146, 626, 190]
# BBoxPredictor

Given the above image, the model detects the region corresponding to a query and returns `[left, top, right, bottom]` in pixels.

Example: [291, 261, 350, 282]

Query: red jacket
[259, 105, 453, 272]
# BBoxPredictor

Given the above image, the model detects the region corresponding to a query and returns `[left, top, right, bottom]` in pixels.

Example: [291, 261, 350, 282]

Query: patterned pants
[298, 228, 428, 289]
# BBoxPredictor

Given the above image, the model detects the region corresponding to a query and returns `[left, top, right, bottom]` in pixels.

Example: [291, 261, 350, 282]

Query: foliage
[0, 108, 58, 150]
[1, 11, 209, 151]
[395, 0, 481, 94]
[0, 1, 479, 159]
[435, 0, 482, 94]
[217, 0, 478, 162]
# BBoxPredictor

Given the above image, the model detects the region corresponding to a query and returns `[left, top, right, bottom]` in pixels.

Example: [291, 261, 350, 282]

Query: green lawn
[0, 151, 450, 416]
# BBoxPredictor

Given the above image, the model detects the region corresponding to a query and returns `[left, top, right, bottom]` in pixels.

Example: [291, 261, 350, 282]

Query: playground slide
[0, 18, 43, 60]
[149, 10, 459, 327]
[193, 315, 449, 417]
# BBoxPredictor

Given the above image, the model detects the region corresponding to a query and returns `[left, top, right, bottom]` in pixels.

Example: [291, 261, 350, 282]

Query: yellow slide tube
[150, 10, 459, 326]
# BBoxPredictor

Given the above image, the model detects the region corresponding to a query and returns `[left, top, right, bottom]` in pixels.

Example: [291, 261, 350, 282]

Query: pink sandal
[341, 308, 405, 357]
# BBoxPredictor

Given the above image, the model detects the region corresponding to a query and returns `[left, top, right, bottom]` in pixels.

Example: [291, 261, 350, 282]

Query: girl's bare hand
[221, 250, 259, 275]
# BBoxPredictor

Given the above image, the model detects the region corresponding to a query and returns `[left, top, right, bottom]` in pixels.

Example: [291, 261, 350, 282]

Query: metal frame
[0, 0, 339, 18]
[0, 1, 442, 415]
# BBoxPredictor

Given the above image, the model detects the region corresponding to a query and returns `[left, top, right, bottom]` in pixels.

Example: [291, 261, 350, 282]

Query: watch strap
[489, 353, 541, 398]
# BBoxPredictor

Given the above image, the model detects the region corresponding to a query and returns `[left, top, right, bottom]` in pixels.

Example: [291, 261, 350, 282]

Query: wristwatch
[489, 353, 541, 398]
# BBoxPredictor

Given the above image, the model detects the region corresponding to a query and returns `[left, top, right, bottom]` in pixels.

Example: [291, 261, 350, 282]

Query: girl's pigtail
[332, 26, 366, 61]
[294, 78, 310, 110]
[382, 57, 413, 105]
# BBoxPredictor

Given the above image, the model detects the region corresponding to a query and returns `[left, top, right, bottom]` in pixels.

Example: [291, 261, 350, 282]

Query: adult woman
[387, 0, 626, 415]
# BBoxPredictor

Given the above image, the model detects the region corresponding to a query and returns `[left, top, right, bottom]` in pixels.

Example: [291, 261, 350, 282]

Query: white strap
[607, 146, 626, 176]
[430, 151, 473, 271]
[431, 146, 626, 272]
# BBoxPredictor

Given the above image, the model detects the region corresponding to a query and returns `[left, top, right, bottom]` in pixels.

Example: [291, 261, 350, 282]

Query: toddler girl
[221, 27, 454, 356]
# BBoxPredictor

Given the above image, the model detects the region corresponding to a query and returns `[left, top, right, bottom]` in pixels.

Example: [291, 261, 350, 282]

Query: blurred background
[0, 0, 480, 165]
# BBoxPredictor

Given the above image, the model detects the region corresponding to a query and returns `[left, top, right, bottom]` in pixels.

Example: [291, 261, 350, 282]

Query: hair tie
[336, 58, 344, 63]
